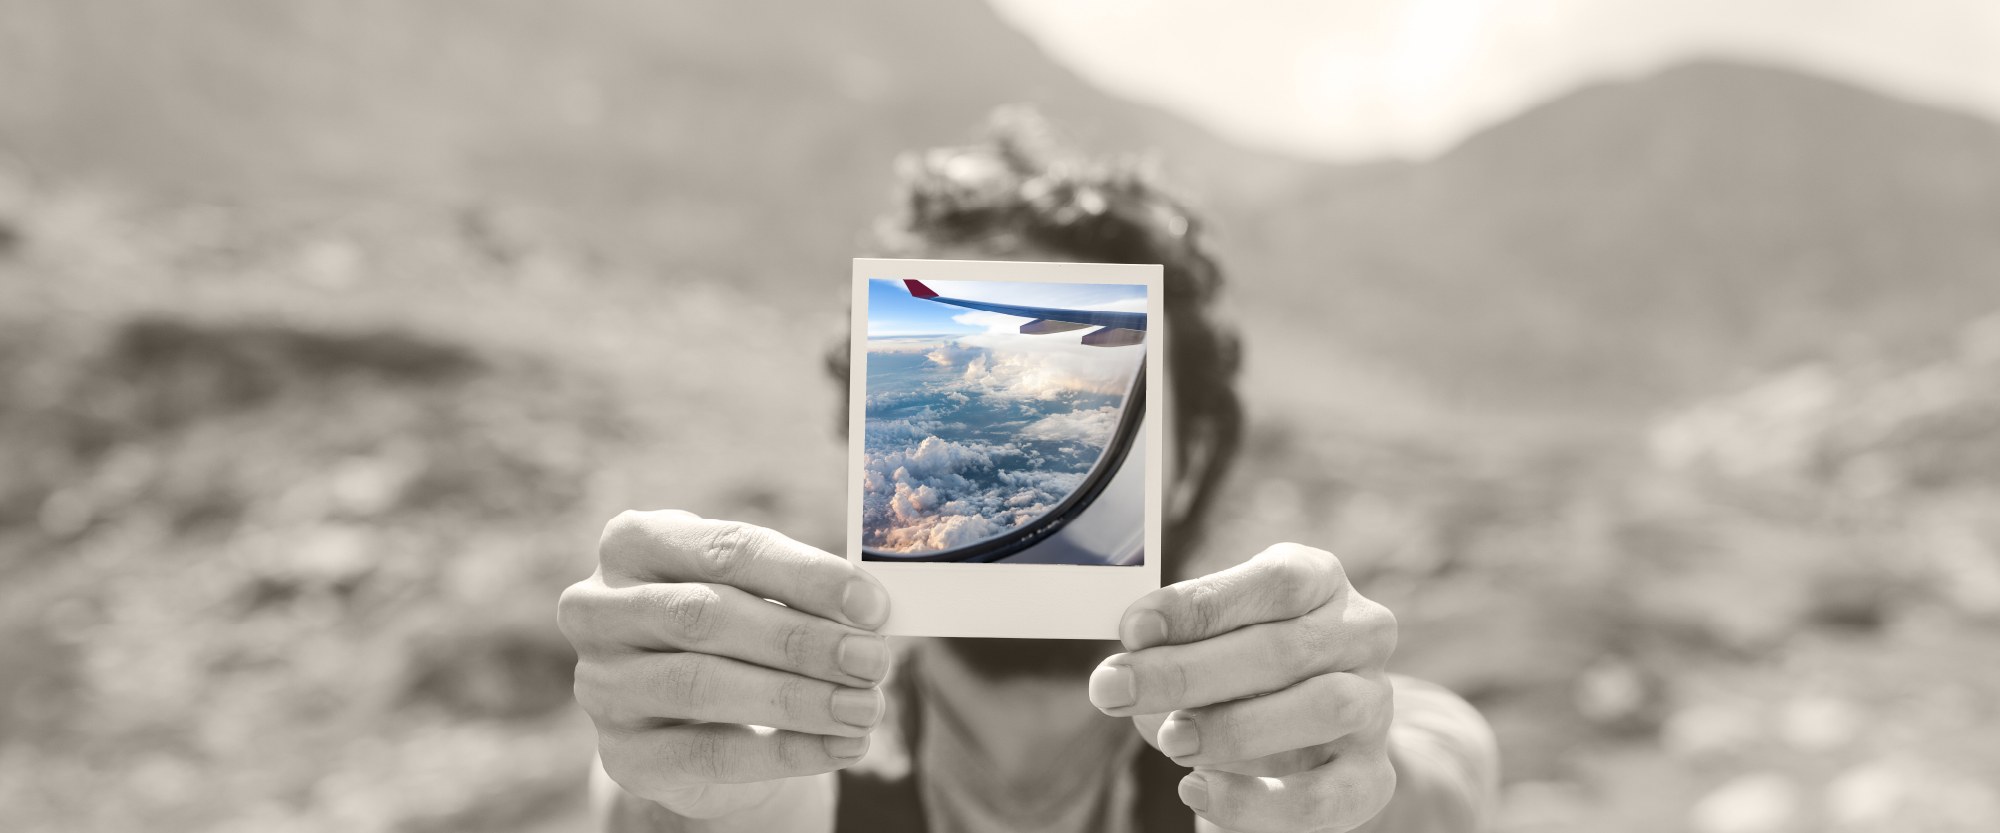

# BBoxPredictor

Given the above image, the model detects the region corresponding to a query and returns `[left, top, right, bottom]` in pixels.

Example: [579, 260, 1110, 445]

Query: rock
[1777, 695, 1862, 752]
[1574, 657, 1648, 726]
[1826, 757, 2000, 832]
[1662, 702, 1762, 759]
[1690, 772, 1800, 833]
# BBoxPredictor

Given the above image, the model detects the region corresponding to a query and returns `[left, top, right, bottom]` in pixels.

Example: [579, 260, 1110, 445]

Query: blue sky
[867, 279, 1147, 338]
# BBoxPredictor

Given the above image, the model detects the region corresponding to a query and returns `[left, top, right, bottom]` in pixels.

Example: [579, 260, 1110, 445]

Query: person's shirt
[837, 639, 1499, 833]
[837, 639, 1192, 833]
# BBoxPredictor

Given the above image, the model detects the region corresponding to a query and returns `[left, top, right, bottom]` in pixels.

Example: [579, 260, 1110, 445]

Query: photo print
[847, 258, 1162, 638]
[863, 276, 1146, 564]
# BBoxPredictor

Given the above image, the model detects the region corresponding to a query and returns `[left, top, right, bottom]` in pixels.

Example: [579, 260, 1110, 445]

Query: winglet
[904, 279, 939, 299]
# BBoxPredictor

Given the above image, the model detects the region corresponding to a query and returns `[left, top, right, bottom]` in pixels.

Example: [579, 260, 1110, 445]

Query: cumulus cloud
[1020, 406, 1122, 445]
[865, 412, 943, 445]
[927, 343, 985, 367]
[957, 343, 1137, 400]
[878, 512, 1006, 552]
[873, 436, 1004, 481]
[860, 432, 1097, 554]
[861, 432, 1103, 554]
[861, 327, 1141, 554]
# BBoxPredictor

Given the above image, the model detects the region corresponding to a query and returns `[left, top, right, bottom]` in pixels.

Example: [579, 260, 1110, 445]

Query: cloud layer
[862, 335, 1138, 554]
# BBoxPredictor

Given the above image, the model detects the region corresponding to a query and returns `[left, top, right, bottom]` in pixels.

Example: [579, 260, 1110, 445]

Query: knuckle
[1153, 658, 1192, 705]
[1329, 758, 1397, 828]
[574, 660, 636, 726]
[555, 580, 595, 645]
[1270, 541, 1332, 567]
[772, 674, 817, 723]
[1371, 756, 1398, 802]
[1284, 616, 1334, 669]
[1252, 543, 1343, 616]
[777, 729, 830, 772]
[1285, 543, 1345, 595]
[1182, 581, 1226, 636]
[598, 737, 645, 791]
[1267, 541, 1317, 563]
[1309, 780, 1355, 826]
[571, 663, 604, 717]
[775, 620, 819, 671]
[1195, 707, 1245, 756]
[1313, 545, 1350, 583]
[695, 521, 757, 583]
[599, 510, 652, 565]
[1325, 675, 1391, 737]
[1365, 679, 1395, 728]
[654, 654, 713, 715]
[1324, 678, 1358, 730]
[1352, 598, 1398, 663]
[1323, 676, 1357, 725]
[655, 585, 722, 646]
[679, 728, 731, 783]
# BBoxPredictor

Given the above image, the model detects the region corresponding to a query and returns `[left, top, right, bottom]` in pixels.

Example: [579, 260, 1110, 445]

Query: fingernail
[1088, 663, 1136, 710]
[1157, 715, 1200, 758]
[825, 734, 868, 759]
[1121, 608, 1169, 650]
[1179, 773, 1209, 812]
[837, 635, 889, 681]
[831, 687, 883, 728]
[842, 579, 890, 628]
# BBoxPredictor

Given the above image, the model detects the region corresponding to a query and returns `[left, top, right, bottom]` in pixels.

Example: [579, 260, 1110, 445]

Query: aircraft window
[860, 279, 1148, 564]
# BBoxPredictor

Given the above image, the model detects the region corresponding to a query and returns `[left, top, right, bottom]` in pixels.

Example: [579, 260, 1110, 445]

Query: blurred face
[920, 236, 1194, 533]
[914, 236, 1187, 679]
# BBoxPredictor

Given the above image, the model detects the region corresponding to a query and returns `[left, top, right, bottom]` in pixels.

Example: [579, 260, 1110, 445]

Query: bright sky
[989, 0, 2000, 160]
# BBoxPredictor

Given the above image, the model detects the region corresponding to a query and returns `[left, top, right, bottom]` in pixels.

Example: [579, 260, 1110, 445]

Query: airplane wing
[904, 280, 1145, 347]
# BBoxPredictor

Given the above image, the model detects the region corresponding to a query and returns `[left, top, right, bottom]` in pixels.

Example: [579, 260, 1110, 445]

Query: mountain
[1239, 60, 2000, 413]
[0, 0, 1302, 291]
[8, 6, 1996, 418]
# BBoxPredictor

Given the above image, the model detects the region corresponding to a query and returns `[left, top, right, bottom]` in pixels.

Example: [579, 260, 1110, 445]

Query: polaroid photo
[847, 258, 1165, 639]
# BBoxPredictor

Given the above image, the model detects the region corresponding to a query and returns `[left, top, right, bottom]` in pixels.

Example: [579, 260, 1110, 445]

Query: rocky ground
[3, 174, 1997, 832]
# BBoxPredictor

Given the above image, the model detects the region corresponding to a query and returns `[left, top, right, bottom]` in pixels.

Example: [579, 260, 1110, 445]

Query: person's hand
[1089, 543, 1398, 833]
[558, 510, 894, 820]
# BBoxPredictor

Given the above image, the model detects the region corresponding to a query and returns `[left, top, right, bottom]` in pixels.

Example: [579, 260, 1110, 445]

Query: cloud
[878, 512, 1007, 553]
[1020, 406, 1123, 445]
[876, 336, 1136, 401]
[862, 328, 1141, 554]
[872, 435, 1004, 482]
[955, 341, 1138, 400]
[926, 343, 985, 367]
[865, 413, 943, 445]
[861, 432, 1099, 554]
[951, 311, 1024, 332]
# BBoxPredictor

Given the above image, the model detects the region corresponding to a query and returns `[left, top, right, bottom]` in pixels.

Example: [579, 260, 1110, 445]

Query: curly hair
[839, 108, 1244, 570]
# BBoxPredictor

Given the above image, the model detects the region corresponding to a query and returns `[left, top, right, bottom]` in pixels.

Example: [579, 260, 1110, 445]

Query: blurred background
[3, 1, 1999, 831]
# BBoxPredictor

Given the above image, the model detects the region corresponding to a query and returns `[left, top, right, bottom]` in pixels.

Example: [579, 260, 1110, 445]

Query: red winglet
[904, 279, 939, 299]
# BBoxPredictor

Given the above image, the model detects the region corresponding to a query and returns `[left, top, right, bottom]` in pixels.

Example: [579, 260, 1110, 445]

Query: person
[558, 112, 1499, 833]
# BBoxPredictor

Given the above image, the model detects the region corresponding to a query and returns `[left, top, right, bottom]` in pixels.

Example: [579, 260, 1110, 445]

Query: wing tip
[903, 279, 938, 299]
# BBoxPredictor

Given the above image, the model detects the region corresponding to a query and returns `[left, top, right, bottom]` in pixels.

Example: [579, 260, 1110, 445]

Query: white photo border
[848, 258, 1164, 639]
